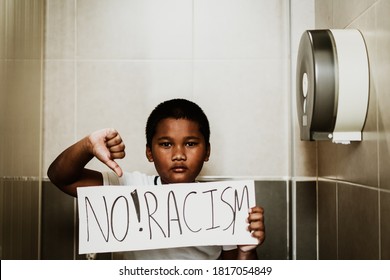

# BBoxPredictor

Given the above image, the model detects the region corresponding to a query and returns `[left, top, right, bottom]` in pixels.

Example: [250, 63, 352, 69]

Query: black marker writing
[167, 191, 183, 237]
[144, 191, 167, 240]
[183, 191, 201, 233]
[85, 196, 109, 242]
[203, 189, 220, 230]
[82, 183, 253, 244]
[111, 196, 129, 242]
[131, 190, 143, 231]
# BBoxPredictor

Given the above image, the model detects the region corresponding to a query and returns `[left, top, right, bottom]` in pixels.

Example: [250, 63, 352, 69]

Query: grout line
[316, 180, 319, 259]
[73, 0, 78, 261]
[375, 5, 381, 258]
[378, 189, 381, 259]
[37, 0, 46, 261]
[287, 0, 294, 260]
[191, 0, 195, 100]
[336, 182, 339, 259]
[318, 177, 390, 193]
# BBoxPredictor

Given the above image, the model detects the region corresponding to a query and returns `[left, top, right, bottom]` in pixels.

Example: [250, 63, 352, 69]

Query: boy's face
[146, 118, 210, 184]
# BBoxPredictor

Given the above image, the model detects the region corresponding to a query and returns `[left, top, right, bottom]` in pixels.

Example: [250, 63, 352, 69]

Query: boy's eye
[159, 142, 172, 148]
[186, 141, 198, 147]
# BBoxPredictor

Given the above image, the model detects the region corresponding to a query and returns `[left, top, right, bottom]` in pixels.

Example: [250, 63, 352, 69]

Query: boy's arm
[219, 248, 258, 260]
[47, 128, 125, 197]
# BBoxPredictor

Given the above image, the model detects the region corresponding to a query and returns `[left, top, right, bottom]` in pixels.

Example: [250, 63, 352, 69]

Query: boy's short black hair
[146, 99, 210, 148]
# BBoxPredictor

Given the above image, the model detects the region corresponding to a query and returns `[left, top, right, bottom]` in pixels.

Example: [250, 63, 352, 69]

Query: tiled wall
[40, 179, 291, 260]
[41, 0, 314, 260]
[1, 0, 319, 260]
[40, 178, 317, 260]
[6, 0, 389, 261]
[0, 0, 44, 259]
[0, 178, 41, 259]
[0, 0, 43, 177]
[43, 0, 315, 179]
[315, 0, 390, 259]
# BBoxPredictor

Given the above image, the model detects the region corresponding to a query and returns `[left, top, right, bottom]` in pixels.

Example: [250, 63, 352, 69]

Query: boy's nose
[172, 146, 186, 161]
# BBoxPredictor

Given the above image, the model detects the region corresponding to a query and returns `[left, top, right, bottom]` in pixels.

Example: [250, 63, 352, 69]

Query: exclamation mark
[131, 189, 143, 231]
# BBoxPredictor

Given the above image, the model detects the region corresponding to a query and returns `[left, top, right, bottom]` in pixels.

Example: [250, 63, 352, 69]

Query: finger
[248, 212, 264, 221]
[247, 207, 264, 222]
[246, 206, 265, 244]
[251, 230, 265, 244]
[246, 222, 265, 241]
[105, 128, 119, 140]
[104, 159, 123, 177]
[110, 151, 126, 159]
[106, 136, 123, 148]
[250, 206, 264, 214]
[248, 221, 265, 232]
[250, 228, 265, 244]
[108, 143, 126, 153]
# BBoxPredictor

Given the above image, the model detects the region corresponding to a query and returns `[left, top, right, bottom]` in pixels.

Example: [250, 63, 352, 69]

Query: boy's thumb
[105, 159, 123, 177]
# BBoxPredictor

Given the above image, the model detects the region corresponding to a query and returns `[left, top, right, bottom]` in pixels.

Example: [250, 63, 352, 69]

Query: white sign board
[77, 180, 257, 254]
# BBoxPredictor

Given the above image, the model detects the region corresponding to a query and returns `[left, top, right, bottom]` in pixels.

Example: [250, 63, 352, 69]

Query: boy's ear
[146, 145, 154, 162]
[204, 143, 211, 162]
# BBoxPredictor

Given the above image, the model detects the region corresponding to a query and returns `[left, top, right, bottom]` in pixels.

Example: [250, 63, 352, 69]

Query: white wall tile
[194, 0, 288, 59]
[77, 0, 193, 59]
[42, 0, 312, 179]
[194, 59, 289, 176]
[76, 60, 193, 174]
[45, 0, 76, 59]
[291, 0, 316, 177]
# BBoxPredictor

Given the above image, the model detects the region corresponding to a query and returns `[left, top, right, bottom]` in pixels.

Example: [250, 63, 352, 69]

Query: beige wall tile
[43, 61, 76, 175]
[315, 0, 333, 28]
[377, 0, 390, 191]
[3, 60, 41, 176]
[318, 181, 337, 259]
[338, 183, 379, 259]
[5, 0, 44, 59]
[381, 191, 390, 259]
[0, 180, 40, 259]
[316, 0, 390, 261]
[333, 0, 377, 28]
[1, 0, 43, 177]
[317, 3, 379, 187]
[0, 0, 5, 59]
[0, 61, 5, 175]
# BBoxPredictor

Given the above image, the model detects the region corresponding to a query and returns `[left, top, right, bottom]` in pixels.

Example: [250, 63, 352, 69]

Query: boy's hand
[238, 206, 265, 253]
[88, 128, 126, 177]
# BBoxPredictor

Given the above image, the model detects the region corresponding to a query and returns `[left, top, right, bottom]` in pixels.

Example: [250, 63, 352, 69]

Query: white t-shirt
[102, 171, 236, 260]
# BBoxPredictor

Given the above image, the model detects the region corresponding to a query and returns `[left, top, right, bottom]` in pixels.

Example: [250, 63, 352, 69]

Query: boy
[48, 98, 265, 259]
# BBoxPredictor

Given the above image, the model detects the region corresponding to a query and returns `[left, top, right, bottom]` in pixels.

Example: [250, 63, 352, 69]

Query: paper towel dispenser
[296, 29, 369, 144]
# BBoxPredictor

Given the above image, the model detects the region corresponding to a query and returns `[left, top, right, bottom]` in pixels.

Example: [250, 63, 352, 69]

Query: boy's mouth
[171, 165, 188, 172]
